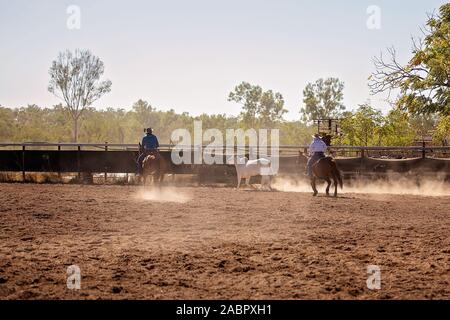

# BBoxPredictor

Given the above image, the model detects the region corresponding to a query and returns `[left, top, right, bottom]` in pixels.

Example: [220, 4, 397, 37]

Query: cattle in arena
[227, 155, 274, 190]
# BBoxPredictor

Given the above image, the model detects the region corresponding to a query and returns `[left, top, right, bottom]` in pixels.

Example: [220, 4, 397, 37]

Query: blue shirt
[142, 134, 159, 150]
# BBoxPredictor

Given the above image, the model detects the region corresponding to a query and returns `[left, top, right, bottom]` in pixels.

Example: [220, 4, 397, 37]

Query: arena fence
[0, 142, 449, 181]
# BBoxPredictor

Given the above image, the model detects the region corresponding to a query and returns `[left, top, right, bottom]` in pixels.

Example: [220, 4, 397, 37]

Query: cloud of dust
[272, 175, 450, 197]
[136, 187, 191, 203]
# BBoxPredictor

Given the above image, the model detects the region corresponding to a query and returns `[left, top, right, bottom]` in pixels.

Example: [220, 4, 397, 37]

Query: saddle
[142, 149, 161, 169]
[140, 148, 158, 156]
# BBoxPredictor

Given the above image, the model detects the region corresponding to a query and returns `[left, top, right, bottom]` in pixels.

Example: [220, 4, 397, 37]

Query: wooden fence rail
[0, 142, 449, 181]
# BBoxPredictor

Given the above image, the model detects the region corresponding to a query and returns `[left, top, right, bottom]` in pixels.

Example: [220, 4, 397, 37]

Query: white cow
[227, 155, 274, 190]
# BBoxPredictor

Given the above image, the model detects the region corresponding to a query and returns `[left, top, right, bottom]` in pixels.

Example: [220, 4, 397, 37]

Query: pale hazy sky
[0, 0, 446, 120]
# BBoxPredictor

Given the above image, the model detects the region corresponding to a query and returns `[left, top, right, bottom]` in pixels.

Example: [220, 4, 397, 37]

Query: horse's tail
[331, 160, 343, 189]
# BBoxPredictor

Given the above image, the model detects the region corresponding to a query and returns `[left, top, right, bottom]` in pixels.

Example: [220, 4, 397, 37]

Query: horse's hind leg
[325, 177, 331, 196]
[333, 176, 338, 197]
[158, 163, 166, 184]
[310, 177, 318, 196]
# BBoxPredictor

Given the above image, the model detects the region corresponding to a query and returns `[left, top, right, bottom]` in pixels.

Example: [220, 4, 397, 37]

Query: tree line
[0, 100, 315, 145]
[1, 99, 447, 146]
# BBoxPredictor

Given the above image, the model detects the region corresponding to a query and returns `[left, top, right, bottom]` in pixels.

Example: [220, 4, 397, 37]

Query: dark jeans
[137, 149, 157, 174]
[306, 152, 325, 176]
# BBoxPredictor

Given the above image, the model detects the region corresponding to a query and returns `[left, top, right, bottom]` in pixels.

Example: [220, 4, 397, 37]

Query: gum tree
[48, 49, 112, 142]
[300, 77, 345, 122]
[228, 81, 287, 128]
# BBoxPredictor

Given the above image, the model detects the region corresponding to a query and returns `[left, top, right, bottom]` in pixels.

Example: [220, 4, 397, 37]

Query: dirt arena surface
[0, 183, 449, 299]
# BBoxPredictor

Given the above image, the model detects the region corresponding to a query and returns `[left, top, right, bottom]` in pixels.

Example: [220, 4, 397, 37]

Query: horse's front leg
[156, 173, 162, 189]
[310, 177, 318, 196]
[153, 172, 160, 187]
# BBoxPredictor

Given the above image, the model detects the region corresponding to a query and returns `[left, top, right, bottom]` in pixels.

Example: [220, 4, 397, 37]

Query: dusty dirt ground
[0, 183, 449, 299]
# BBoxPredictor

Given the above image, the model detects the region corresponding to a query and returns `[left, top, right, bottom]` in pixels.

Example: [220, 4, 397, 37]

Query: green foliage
[370, 3, 450, 116]
[278, 121, 316, 146]
[336, 104, 417, 146]
[131, 99, 153, 129]
[300, 77, 345, 122]
[337, 104, 384, 146]
[1, 99, 446, 146]
[0, 107, 16, 141]
[381, 109, 416, 146]
[408, 113, 439, 137]
[0, 100, 306, 145]
[433, 115, 450, 145]
[2, 104, 72, 142]
[228, 81, 287, 128]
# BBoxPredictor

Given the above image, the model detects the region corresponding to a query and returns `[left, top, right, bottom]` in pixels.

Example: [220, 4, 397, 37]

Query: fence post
[104, 142, 108, 183]
[22, 145, 26, 181]
[422, 141, 426, 159]
[77, 145, 81, 181]
[360, 147, 365, 177]
[197, 145, 203, 165]
[57, 145, 61, 180]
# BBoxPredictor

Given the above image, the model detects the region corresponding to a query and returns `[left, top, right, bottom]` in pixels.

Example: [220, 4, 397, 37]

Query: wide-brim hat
[312, 133, 322, 138]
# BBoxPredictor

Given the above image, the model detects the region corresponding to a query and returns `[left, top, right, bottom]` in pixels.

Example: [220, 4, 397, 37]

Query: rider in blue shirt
[141, 129, 159, 150]
[137, 128, 159, 175]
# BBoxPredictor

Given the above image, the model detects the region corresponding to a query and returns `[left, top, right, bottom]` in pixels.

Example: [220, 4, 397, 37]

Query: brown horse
[138, 144, 168, 185]
[310, 156, 343, 197]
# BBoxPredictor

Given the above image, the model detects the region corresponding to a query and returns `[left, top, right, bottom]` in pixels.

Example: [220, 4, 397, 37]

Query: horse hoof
[312, 192, 318, 197]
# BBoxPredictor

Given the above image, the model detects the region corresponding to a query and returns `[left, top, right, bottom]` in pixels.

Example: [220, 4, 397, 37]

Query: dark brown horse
[138, 143, 168, 185]
[310, 156, 343, 197]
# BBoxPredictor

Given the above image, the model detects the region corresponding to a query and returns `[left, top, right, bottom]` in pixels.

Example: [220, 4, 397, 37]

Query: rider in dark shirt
[137, 128, 159, 175]
[141, 129, 159, 150]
